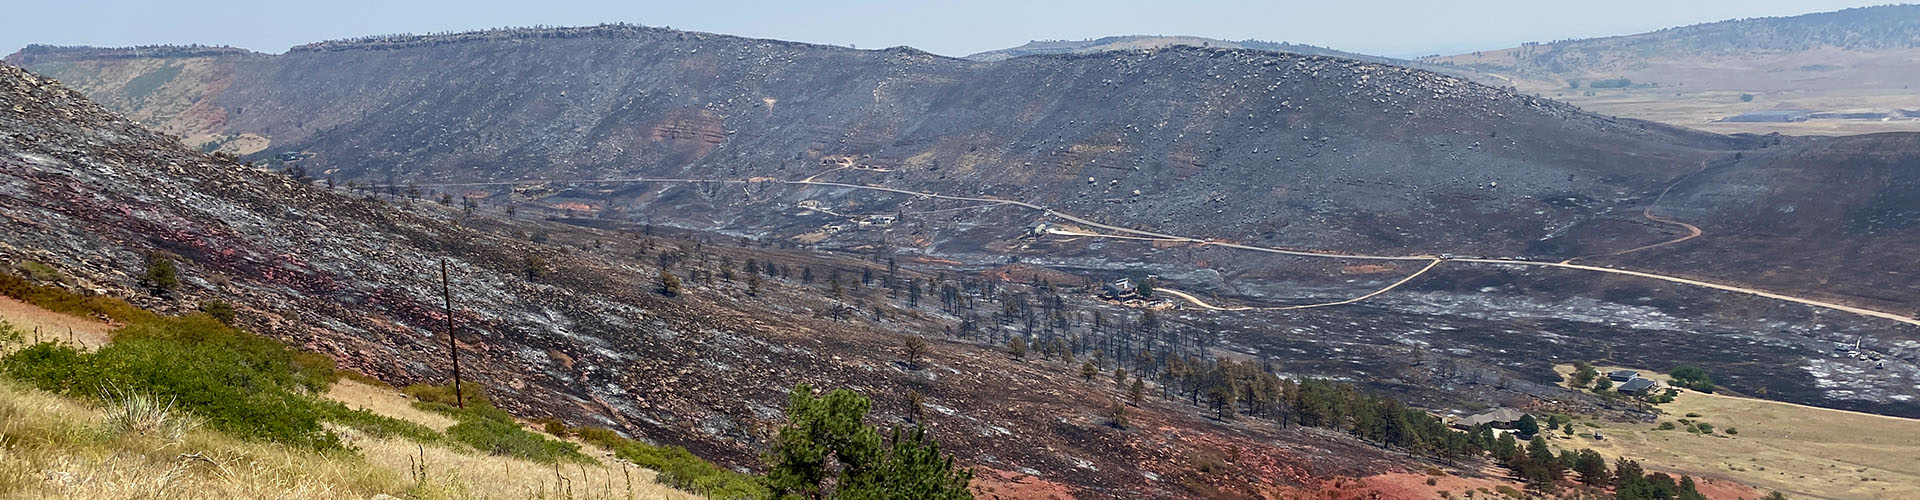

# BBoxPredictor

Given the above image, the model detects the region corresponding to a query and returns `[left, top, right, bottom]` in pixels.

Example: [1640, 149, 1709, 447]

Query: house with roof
[1101, 278, 1137, 300]
[1452, 408, 1527, 430]
[1607, 369, 1640, 382]
[1617, 377, 1659, 396]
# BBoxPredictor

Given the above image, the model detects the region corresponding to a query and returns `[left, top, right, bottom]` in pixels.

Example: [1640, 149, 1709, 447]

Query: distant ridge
[5, 44, 261, 65]
[285, 22, 913, 55]
[1421, 4, 1920, 135]
[1426, 4, 1920, 84]
[966, 34, 1404, 64]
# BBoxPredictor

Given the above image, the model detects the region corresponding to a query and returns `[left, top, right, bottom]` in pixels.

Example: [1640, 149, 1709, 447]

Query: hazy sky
[3, 0, 1900, 58]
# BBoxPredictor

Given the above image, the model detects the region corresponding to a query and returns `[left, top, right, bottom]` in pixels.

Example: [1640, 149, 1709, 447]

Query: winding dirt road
[1157, 258, 1443, 312]
[1564, 162, 1709, 264]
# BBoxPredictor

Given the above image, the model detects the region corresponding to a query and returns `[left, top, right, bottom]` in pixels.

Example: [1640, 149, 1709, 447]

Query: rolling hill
[1425, 5, 1920, 135]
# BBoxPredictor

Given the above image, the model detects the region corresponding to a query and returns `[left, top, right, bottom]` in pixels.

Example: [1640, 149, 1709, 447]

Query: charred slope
[12, 25, 1920, 306]
[965, 35, 1485, 84]
[0, 63, 1457, 499]
[16, 25, 1731, 249]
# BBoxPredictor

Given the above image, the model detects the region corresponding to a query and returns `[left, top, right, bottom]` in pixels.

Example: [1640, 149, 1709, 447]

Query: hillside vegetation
[0, 278, 974, 500]
[0, 278, 699, 499]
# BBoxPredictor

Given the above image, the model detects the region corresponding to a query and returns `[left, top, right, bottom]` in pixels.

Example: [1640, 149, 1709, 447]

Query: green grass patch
[0, 321, 21, 346]
[0, 277, 361, 450]
[405, 382, 492, 409]
[446, 415, 583, 464]
[320, 402, 445, 444]
[572, 425, 766, 500]
[407, 383, 586, 464]
[121, 65, 183, 103]
[2, 322, 345, 450]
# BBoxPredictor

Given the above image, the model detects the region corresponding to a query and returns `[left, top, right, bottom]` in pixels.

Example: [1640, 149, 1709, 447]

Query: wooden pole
[442, 259, 463, 409]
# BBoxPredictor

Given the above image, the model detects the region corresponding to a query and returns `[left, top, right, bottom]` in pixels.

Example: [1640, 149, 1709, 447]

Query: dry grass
[1529, 86, 1920, 136]
[0, 378, 400, 499]
[352, 433, 701, 500]
[325, 379, 460, 431]
[326, 378, 701, 500]
[0, 376, 702, 500]
[0, 296, 111, 350]
[1553, 363, 1920, 499]
[0, 299, 701, 499]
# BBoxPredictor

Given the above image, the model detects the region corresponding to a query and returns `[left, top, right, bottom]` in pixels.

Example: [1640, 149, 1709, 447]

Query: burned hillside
[5, 62, 1529, 499]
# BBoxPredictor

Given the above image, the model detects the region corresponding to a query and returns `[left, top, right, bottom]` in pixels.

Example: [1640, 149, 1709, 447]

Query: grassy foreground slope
[0, 278, 701, 500]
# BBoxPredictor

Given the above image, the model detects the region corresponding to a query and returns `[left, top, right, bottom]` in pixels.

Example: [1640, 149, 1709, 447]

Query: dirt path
[1146, 259, 1443, 312]
[1459, 258, 1920, 328]
[1154, 287, 1250, 311]
[1261, 259, 1444, 311]
[1602, 207, 1704, 258]
[0, 296, 112, 349]
[1565, 167, 1708, 264]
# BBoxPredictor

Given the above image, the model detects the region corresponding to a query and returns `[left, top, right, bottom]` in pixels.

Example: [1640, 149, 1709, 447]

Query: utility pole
[442, 259, 464, 409]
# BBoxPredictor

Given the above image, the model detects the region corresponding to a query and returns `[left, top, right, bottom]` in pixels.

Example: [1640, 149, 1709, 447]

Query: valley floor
[1534, 87, 1920, 137]
[1554, 364, 1920, 499]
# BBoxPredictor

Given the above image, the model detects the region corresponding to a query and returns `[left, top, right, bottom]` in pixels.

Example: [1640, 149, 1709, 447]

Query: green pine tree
[765, 384, 972, 500]
[1516, 413, 1541, 437]
[658, 269, 682, 296]
[1573, 449, 1610, 486]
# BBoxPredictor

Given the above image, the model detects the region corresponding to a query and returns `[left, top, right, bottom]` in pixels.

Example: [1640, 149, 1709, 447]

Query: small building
[1617, 377, 1658, 396]
[1101, 278, 1137, 300]
[1454, 408, 1527, 430]
[1607, 370, 1640, 382]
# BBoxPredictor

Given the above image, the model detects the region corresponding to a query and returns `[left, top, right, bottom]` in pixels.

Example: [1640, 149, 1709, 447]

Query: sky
[2, 0, 1901, 58]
